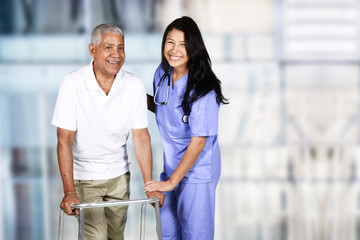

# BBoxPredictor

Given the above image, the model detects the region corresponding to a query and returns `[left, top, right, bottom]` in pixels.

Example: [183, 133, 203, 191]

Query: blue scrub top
[153, 64, 221, 183]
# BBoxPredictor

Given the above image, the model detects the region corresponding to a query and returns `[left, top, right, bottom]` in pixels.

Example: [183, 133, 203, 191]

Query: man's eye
[106, 46, 112, 50]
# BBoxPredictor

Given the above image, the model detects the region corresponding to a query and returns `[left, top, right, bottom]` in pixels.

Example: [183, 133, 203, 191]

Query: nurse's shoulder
[153, 64, 167, 84]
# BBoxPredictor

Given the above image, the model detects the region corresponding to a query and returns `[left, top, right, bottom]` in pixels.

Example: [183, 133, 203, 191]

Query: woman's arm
[147, 94, 155, 113]
[144, 136, 206, 192]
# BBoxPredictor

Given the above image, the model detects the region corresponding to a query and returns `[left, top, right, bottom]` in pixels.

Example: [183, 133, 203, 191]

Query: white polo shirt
[52, 62, 148, 180]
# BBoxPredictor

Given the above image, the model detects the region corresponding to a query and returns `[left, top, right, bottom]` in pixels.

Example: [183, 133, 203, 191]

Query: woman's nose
[170, 44, 179, 53]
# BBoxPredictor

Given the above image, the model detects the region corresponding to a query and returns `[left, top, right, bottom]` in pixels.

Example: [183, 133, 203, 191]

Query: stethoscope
[153, 75, 189, 124]
[153, 75, 170, 106]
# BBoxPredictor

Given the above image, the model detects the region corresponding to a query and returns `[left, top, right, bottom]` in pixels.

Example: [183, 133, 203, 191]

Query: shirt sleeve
[132, 78, 148, 129]
[51, 76, 77, 131]
[188, 90, 219, 137]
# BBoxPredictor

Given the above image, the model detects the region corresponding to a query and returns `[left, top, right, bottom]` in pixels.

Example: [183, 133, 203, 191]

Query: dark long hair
[160, 16, 229, 112]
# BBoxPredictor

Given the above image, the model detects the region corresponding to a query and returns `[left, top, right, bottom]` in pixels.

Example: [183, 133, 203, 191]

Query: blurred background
[0, 0, 359, 239]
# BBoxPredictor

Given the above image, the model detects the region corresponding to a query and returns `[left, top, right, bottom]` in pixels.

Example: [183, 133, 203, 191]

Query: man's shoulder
[61, 64, 91, 88]
[119, 69, 140, 80]
[65, 64, 90, 80]
[118, 69, 143, 86]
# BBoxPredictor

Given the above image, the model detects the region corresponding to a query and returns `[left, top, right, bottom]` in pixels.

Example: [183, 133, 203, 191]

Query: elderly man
[52, 23, 164, 240]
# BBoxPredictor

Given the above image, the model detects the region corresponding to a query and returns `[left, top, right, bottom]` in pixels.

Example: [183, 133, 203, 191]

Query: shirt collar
[83, 61, 123, 91]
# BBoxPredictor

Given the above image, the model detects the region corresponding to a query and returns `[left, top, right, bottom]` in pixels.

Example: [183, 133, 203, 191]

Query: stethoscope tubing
[153, 75, 170, 106]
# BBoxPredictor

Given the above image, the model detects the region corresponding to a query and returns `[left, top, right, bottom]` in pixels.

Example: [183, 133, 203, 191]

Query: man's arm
[132, 128, 153, 183]
[57, 127, 80, 215]
[132, 128, 164, 206]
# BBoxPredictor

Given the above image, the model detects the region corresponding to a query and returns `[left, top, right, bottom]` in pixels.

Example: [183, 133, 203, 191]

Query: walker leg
[140, 203, 147, 240]
[154, 201, 162, 240]
[78, 208, 84, 240]
[58, 210, 64, 240]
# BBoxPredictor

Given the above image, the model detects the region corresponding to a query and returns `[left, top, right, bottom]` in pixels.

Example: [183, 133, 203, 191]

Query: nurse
[145, 16, 228, 240]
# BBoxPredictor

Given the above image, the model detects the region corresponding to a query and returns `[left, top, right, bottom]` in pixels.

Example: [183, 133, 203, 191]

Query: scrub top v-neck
[153, 64, 221, 183]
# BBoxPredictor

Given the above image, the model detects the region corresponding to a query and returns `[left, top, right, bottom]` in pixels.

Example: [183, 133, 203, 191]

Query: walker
[58, 197, 162, 240]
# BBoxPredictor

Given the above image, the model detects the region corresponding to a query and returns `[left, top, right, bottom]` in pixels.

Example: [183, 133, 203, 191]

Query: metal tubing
[58, 209, 64, 240]
[154, 201, 162, 240]
[58, 198, 162, 240]
[78, 208, 85, 240]
[140, 203, 146, 240]
[71, 197, 160, 209]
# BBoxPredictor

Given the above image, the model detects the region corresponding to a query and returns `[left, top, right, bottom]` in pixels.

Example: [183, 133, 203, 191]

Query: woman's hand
[144, 180, 176, 192]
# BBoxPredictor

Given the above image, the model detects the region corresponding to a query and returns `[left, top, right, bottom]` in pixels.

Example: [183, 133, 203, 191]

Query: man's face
[89, 32, 125, 80]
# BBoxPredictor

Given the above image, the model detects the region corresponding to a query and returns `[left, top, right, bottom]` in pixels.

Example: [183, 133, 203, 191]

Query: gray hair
[91, 23, 124, 47]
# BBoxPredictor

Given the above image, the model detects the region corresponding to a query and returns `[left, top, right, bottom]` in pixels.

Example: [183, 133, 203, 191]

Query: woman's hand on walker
[144, 180, 176, 192]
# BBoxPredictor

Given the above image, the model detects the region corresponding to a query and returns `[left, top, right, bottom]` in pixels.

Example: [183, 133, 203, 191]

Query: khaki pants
[74, 172, 130, 240]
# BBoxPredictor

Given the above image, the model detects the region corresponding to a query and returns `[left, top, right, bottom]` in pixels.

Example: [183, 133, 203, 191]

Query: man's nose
[111, 48, 122, 56]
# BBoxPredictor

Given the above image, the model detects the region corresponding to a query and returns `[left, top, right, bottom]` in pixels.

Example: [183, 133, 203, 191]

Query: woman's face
[163, 28, 189, 71]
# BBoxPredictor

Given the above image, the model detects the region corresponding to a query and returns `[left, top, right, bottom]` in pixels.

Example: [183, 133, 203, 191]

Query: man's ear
[88, 43, 95, 58]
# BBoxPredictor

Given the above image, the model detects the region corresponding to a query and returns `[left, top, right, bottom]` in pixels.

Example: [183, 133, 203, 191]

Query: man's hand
[60, 192, 81, 215]
[145, 190, 165, 207]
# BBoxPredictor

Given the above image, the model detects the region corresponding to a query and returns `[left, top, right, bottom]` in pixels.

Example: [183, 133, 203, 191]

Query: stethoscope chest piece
[182, 114, 189, 124]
